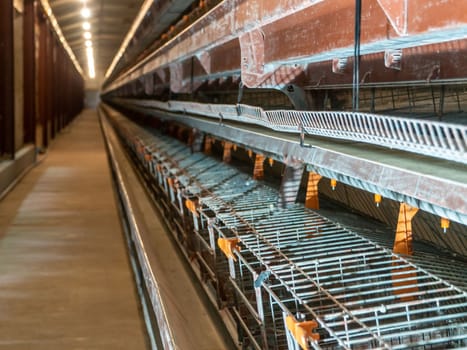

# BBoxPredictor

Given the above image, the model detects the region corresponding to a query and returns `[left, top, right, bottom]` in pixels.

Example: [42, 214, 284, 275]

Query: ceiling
[49, 0, 145, 85]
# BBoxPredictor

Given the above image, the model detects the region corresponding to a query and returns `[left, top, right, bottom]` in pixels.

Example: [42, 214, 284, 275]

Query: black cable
[353, 0, 362, 112]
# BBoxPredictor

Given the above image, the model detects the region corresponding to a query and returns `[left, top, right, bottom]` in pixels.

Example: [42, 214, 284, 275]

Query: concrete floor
[0, 110, 148, 349]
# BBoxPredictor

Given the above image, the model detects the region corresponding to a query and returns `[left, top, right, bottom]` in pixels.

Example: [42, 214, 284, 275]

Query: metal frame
[105, 106, 467, 350]
[118, 98, 467, 165]
[114, 99, 467, 228]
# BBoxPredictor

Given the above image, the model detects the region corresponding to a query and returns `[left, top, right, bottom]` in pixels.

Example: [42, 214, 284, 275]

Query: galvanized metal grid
[109, 112, 467, 349]
[118, 98, 467, 165]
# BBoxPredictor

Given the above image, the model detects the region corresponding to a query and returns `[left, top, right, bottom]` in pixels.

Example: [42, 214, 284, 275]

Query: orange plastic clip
[167, 177, 174, 188]
[185, 198, 199, 216]
[285, 315, 320, 349]
[217, 238, 240, 261]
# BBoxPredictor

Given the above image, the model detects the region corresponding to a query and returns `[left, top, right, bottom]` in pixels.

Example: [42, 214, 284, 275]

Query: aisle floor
[0, 110, 148, 349]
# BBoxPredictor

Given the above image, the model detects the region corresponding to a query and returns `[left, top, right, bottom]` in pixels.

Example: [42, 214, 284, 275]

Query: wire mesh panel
[117, 98, 467, 165]
[108, 110, 467, 350]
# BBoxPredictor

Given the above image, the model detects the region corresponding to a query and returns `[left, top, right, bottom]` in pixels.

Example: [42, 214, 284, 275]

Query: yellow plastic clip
[285, 315, 320, 349]
[217, 238, 240, 261]
[330, 178, 337, 190]
[441, 217, 450, 233]
[374, 194, 382, 207]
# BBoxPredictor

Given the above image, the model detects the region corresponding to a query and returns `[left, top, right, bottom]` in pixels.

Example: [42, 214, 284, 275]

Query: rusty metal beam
[0, 0, 15, 159]
[105, 0, 467, 94]
[377, 0, 408, 35]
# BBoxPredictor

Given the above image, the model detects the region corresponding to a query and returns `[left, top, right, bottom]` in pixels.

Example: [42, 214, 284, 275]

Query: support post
[204, 136, 213, 155]
[305, 172, 322, 210]
[0, 0, 15, 159]
[222, 142, 233, 163]
[392, 202, 419, 301]
[23, 0, 36, 144]
[278, 157, 304, 209]
[189, 128, 204, 153]
[253, 154, 265, 180]
[393, 202, 419, 256]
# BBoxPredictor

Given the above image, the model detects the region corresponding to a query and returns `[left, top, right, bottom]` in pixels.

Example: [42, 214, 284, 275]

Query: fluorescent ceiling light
[86, 46, 96, 79]
[81, 7, 91, 18]
[83, 31, 92, 39]
[82, 21, 91, 30]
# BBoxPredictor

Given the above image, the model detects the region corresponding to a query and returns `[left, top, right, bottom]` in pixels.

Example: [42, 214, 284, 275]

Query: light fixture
[83, 31, 92, 39]
[86, 46, 96, 79]
[81, 7, 91, 18]
[85, 40, 92, 47]
[82, 21, 91, 30]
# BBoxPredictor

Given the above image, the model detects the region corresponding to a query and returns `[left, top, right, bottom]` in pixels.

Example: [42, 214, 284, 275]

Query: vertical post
[204, 136, 212, 155]
[37, 12, 48, 149]
[23, 0, 36, 144]
[189, 128, 204, 153]
[0, 0, 15, 159]
[45, 25, 54, 144]
[352, 0, 362, 111]
[305, 172, 322, 210]
[253, 271, 268, 348]
[253, 154, 265, 180]
[51, 37, 57, 139]
[222, 141, 233, 163]
[278, 157, 304, 209]
[455, 89, 462, 112]
[438, 85, 445, 120]
[393, 202, 419, 256]
[392, 202, 419, 301]
[370, 87, 376, 113]
[431, 86, 437, 115]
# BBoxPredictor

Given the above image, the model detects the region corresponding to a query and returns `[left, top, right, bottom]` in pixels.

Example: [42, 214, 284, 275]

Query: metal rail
[119, 98, 467, 165]
[100, 112, 175, 350]
[108, 109, 467, 349]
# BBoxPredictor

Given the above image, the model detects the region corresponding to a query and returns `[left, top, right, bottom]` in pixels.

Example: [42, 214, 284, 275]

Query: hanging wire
[352, 0, 362, 111]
